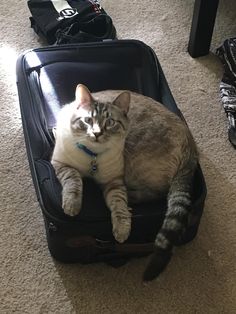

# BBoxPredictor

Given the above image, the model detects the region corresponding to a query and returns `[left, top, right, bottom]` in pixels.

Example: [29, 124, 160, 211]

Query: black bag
[16, 40, 206, 265]
[28, 0, 116, 44]
[216, 38, 236, 148]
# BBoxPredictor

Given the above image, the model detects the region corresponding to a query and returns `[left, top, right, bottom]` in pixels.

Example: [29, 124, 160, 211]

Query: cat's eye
[84, 117, 93, 125]
[77, 118, 87, 130]
[105, 118, 115, 128]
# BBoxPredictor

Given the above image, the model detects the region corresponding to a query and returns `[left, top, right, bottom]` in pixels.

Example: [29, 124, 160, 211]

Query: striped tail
[143, 168, 194, 281]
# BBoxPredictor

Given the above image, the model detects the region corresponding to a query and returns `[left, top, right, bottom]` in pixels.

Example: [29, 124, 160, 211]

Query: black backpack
[28, 0, 116, 44]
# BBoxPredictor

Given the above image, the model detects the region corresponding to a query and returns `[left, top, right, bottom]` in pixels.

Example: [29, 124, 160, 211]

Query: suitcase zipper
[27, 69, 55, 160]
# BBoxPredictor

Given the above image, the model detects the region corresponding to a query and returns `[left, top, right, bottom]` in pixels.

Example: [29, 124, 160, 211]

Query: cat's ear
[75, 84, 93, 109]
[113, 91, 130, 114]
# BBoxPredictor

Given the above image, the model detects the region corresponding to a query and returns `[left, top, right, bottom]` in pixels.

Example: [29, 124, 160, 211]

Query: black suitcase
[16, 40, 207, 265]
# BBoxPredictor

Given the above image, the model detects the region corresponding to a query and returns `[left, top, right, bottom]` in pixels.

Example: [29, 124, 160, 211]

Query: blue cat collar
[76, 143, 97, 157]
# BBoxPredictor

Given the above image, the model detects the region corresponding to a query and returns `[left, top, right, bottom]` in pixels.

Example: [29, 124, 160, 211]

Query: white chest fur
[52, 130, 124, 185]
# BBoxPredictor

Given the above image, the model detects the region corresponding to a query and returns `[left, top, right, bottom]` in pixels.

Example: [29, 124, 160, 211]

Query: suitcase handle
[67, 235, 154, 253]
[95, 238, 154, 253]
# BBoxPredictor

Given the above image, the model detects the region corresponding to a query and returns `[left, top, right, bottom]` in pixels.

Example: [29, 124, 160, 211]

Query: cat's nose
[93, 124, 102, 138]
[93, 131, 102, 138]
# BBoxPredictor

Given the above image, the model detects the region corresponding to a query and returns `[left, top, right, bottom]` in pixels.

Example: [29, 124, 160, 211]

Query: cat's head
[70, 84, 130, 146]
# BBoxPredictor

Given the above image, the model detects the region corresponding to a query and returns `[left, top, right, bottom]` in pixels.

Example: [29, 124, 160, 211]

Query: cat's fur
[51, 84, 198, 281]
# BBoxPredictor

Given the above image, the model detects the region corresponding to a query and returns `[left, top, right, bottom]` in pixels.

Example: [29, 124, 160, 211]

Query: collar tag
[76, 142, 98, 175]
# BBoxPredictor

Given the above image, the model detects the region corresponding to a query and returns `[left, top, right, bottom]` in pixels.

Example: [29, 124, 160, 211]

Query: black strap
[55, 15, 116, 44]
[67, 235, 154, 253]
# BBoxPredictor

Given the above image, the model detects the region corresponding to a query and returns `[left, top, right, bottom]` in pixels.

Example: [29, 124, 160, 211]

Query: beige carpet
[1, 0, 236, 313]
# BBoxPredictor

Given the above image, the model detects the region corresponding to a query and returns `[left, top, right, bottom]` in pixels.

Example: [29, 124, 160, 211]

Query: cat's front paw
[62, 193, 82, 217]
[112, 212, 131, 243]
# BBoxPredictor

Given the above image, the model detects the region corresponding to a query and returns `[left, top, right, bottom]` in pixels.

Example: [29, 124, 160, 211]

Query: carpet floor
[1, 0, 236, 313]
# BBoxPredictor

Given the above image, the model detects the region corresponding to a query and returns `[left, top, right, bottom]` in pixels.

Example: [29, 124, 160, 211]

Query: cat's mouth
[89, 134, 106, 144]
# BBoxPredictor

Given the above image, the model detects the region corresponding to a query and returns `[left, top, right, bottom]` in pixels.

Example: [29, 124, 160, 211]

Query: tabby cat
[51, 84, 198, 281]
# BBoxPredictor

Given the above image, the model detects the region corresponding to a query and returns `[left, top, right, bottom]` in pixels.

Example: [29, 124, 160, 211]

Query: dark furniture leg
[188, 0, 219, 58]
